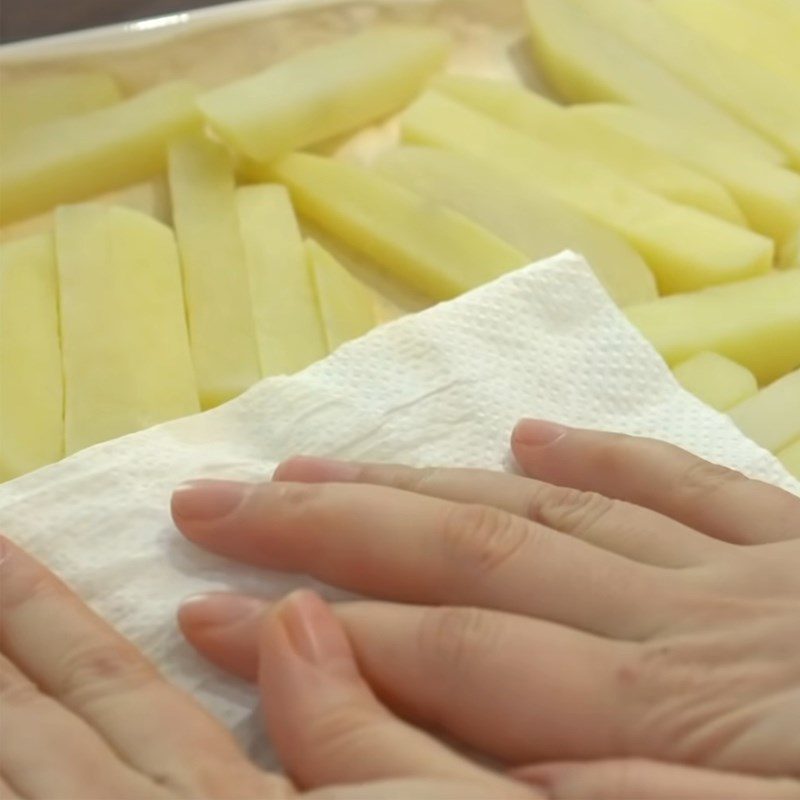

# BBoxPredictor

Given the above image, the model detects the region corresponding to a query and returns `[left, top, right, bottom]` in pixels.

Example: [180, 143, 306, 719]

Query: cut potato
[570, 0, 800, 168]
[0, 234, 63, 481]
[523, 0, 784, 166]
[729, 370, 800, 453]
[672, 352, 757, 412]
[200, 26, 449, 164]
[655, 0, 800, 87]
[777, 439, 800, 480]
[0, 71, 121, 142]
[570, 104, 800, 268]
[306, 239, 377, 352]
[169, 135, 261, 408]
[0, 81, 201, 224]
[626, 270, 800, 385]
[236, 185, 327, 376]
[376, 145, 656, 306]
[435, 75, 743, 225]
[271, 152, 529, 300]
[402, 91, 772, 294]
[56, 205, 199, 455]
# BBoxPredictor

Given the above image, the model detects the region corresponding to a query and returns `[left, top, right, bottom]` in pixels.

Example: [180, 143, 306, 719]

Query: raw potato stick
[570, 0, 800, 167]
[271, 151, 529, 300]
[200, 25, 450, 164]
[402, 91, 773, 294]
[672, 352, 758, 412]
[236, 185, 327, 376]
[376, 145, 656, 306]
[0, 234, 64, 481]
[306, 238, 377, 352]
[56, 205, 199, 455]
[523, 0, 785, 166]
[435, 75, 744, 225]
[625, 270, 800, 385]
[729, 371, 800, 454]
[0, 81, 201, 223]
[169, 134, 261, 408]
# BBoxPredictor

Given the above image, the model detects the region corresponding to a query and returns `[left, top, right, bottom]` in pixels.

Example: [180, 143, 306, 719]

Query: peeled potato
[570, 104, 800, 268]
[168, 134, 261, 408]
[672, 352, 758, 412]
[402, 91, 772, 294]
[56, 205, 199, 455]
[376, 145, 656, 306]
[435, 75, 744, 225]
[0, 233, 64, 481]
[200, 25, 450, 164]
[237, 185, 327, 376]
[306, 239, 377, 352]
[626, 269, 800, 385]
[271, 152, 529, 300]
[0, 81, 201, 224]
[0, 71, 121, 143]
[570, 0, 800, 168]
[523, 0, 784, 166]
[777, 439, 800, 480]
[729, 370, 800, 453]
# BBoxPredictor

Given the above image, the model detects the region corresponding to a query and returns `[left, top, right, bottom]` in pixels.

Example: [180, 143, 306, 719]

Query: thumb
[514, 759, 800, 800]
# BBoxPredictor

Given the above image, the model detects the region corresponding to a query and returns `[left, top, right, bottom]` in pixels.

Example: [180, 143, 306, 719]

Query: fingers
[0, 537, 288, 800]
[274, 457, 725, 568]
[0, 653, 160, 800]
[511, 420, 800, 545]
[515, 759, 800, 800]
[181, 593, 631, 763]
[172, 480, 678, 640]
[257, 590, 527, 796]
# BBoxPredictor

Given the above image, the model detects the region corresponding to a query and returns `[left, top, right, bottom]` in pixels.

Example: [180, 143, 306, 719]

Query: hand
[0, 537, 537, 799]
[174, 421, 800, 796]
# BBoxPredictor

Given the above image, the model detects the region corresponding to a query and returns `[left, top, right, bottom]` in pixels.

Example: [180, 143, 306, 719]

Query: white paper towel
[2, 252, 798, 761]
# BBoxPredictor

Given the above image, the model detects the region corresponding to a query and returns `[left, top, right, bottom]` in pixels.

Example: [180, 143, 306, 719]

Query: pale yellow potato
[570, 104, 800, 268]
[237, 185, 327, 376]
[271, 152, 529, 300]
[672, 352, 758, 412]
[376, 146, 656, 306]
[626, 269, 800, 385]
[402, 91, 772, 294]
[0, 71, 121, 143]
[0, 234, 63, 481]
[200, 26, 449, 164]
[435, 75, 744, 225]
[570, 0, 800, 168]
[169, 135, 261, 409]
[655, 0, 800, 87]
[56, 205, 199, 455]
[729, 370, 800, 453]
[523, 0, 784, 166]
[306, 239, 377, 352]
[0, 81, 201, 224]
[777, 439, 800, 480]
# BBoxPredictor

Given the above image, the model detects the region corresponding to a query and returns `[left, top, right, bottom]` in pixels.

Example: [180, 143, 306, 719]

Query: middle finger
[173, 480, 681, 640]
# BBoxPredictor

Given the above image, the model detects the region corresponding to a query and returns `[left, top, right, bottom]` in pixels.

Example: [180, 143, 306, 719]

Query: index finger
[511, 421, 800, 545]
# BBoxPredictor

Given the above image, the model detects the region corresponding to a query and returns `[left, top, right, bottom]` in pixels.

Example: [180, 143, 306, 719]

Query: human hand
[174, 421, 800, 797]
[0, 537, 538, 799]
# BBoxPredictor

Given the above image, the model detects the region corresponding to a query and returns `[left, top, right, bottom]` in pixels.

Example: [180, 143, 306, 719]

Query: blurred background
[1, 1, 239, 43]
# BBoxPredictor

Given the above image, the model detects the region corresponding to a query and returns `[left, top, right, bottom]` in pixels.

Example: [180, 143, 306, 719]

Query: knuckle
[674, 458, 745, 502]
[306, 703, 386, 758]
[441, 502, 528, 574]
[57, 641, 157, 704]
[530, 487, 616, 534]
[361, 464, 442, 495]
[418, 606, 498, 677]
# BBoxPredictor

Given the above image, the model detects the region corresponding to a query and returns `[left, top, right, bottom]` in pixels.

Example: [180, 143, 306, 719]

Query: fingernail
[171, 480, 251, 522]
[273, 456, 360, 483]
[279, 590, 352, 670]
[179, 593, 266, 629]
[513, 419, 568, 447]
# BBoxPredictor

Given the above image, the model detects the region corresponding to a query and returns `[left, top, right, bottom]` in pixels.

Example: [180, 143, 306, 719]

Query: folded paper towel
[1, 251, 797, 761]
